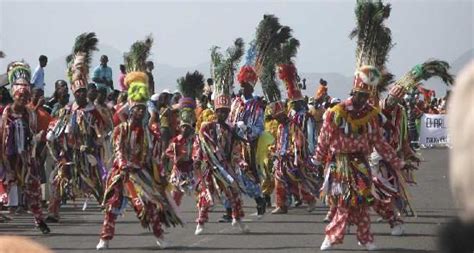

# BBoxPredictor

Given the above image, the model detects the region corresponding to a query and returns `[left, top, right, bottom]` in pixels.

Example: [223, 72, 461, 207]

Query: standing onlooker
[92, 55, 113, 91]
[118, 64, 126, 91]
[31, 55, 48, 90]
[44, 79, 68, 114]
[146, 60, 155, 95]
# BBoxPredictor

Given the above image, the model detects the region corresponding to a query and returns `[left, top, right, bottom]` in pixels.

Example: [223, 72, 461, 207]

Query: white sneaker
[156, 237, 170, 249]
[96, 239, 109, 250]
[358, 241, 377, 251]
[391, 224, 405, 236]
[320, 236, 332, 251]
[232, 219, 249, 233]
[195, 223, 204, 235]
[365, 242, 377, 251]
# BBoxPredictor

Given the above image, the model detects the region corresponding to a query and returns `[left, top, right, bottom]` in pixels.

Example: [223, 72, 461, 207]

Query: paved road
[0, 148, 455, 253]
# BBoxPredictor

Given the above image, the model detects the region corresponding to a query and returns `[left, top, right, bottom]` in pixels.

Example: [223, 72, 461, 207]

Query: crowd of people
[0, 1, 458, 251]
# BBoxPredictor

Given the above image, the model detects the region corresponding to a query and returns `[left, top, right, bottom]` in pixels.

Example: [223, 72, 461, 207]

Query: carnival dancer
[369, 84, 418, 236]
[193, 58, 250, 236]
[95, 87, 114, 168]
[370, 60, 454, 235]
[165, 71, 204, 206]
[271, 63, 320, 214]
[253, 14, 305, 210]
[316, 66, 412, 251]
[46, 33, 106, 221]
[229, 56, 266, 217]
[96, 73, 182, 250]
[0, 61, 50, 233]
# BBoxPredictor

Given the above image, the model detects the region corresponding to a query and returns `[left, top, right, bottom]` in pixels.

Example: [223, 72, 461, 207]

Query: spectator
[118, 64, 126, 91]
[31, 55, 48, 90]
[44, 79, 68, 114]
[87, 83, 98, 103]
[146, 61, 155, 95]
[92, 55, 113, 91]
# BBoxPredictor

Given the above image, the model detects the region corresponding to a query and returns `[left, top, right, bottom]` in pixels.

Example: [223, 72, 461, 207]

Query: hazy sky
[0, 0, 473, 95]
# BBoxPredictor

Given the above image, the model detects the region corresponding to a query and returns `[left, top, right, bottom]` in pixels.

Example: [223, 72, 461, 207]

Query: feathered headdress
[177, 71, 204, 126]
[353, 65, 381, 94]
[123, 35, 153, 91]
[390, 60, 454, 99]
[255, 14, 300, 110]
[237, 44, 258, 87]
[66, 32, 99, 93]
[278, 63, 303, 101]
[7, 61, 31, 97]
[211, 38, 244, 109]
[255, 15, 286, 103]
[350, 0, 394, 96]
[276, 29, 301, 102]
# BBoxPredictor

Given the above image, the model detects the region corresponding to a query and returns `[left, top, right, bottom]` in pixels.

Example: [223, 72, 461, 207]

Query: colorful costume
[369, 85, 417, 232]
[165, 71, 204, 206]
[97, 36, 181, 250]
[193, 42, 249, 234]
[317, 66, 404, 250]
[272, 64, 320, 214]
[0, 61, 50, 233]
[229, 64, 265, 212]
[47, 33, 105, 220]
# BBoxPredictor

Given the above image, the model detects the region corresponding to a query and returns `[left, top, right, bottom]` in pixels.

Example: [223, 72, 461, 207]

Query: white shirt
[31, 65, 45, 90]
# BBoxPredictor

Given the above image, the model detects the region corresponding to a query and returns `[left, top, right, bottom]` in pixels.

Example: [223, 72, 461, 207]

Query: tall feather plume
[66, 32, 99, 67]
[66, 32, 99, 83]
[350, 0, 394, 93]
[350, 0, 393, 68]
[394, 60, 454, 91]
[254, 14, 299, 102]
[177, 71, 205, 100]
[244, 41, 257, 66]
[124, 34, 154, 73]
[210, 38, 245, 88]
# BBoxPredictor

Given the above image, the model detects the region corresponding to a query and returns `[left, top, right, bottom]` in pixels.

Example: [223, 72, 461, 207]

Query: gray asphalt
[0, 148, 454, 253]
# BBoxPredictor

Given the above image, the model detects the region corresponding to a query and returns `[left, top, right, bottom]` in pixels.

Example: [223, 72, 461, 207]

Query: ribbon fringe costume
[316, 67, 405, 246]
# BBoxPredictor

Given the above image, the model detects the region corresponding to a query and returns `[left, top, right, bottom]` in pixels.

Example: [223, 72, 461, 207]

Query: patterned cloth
[47, 103, 106, 217]
[316, 97, 404, 245]
[165, 134, 196, 206]
[0, 105, 45, 224]
[193, 121, 245, 224]
[273, 109, 321, 208]
[100, 121, 182, 240]
[229, 96, 264, 198]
